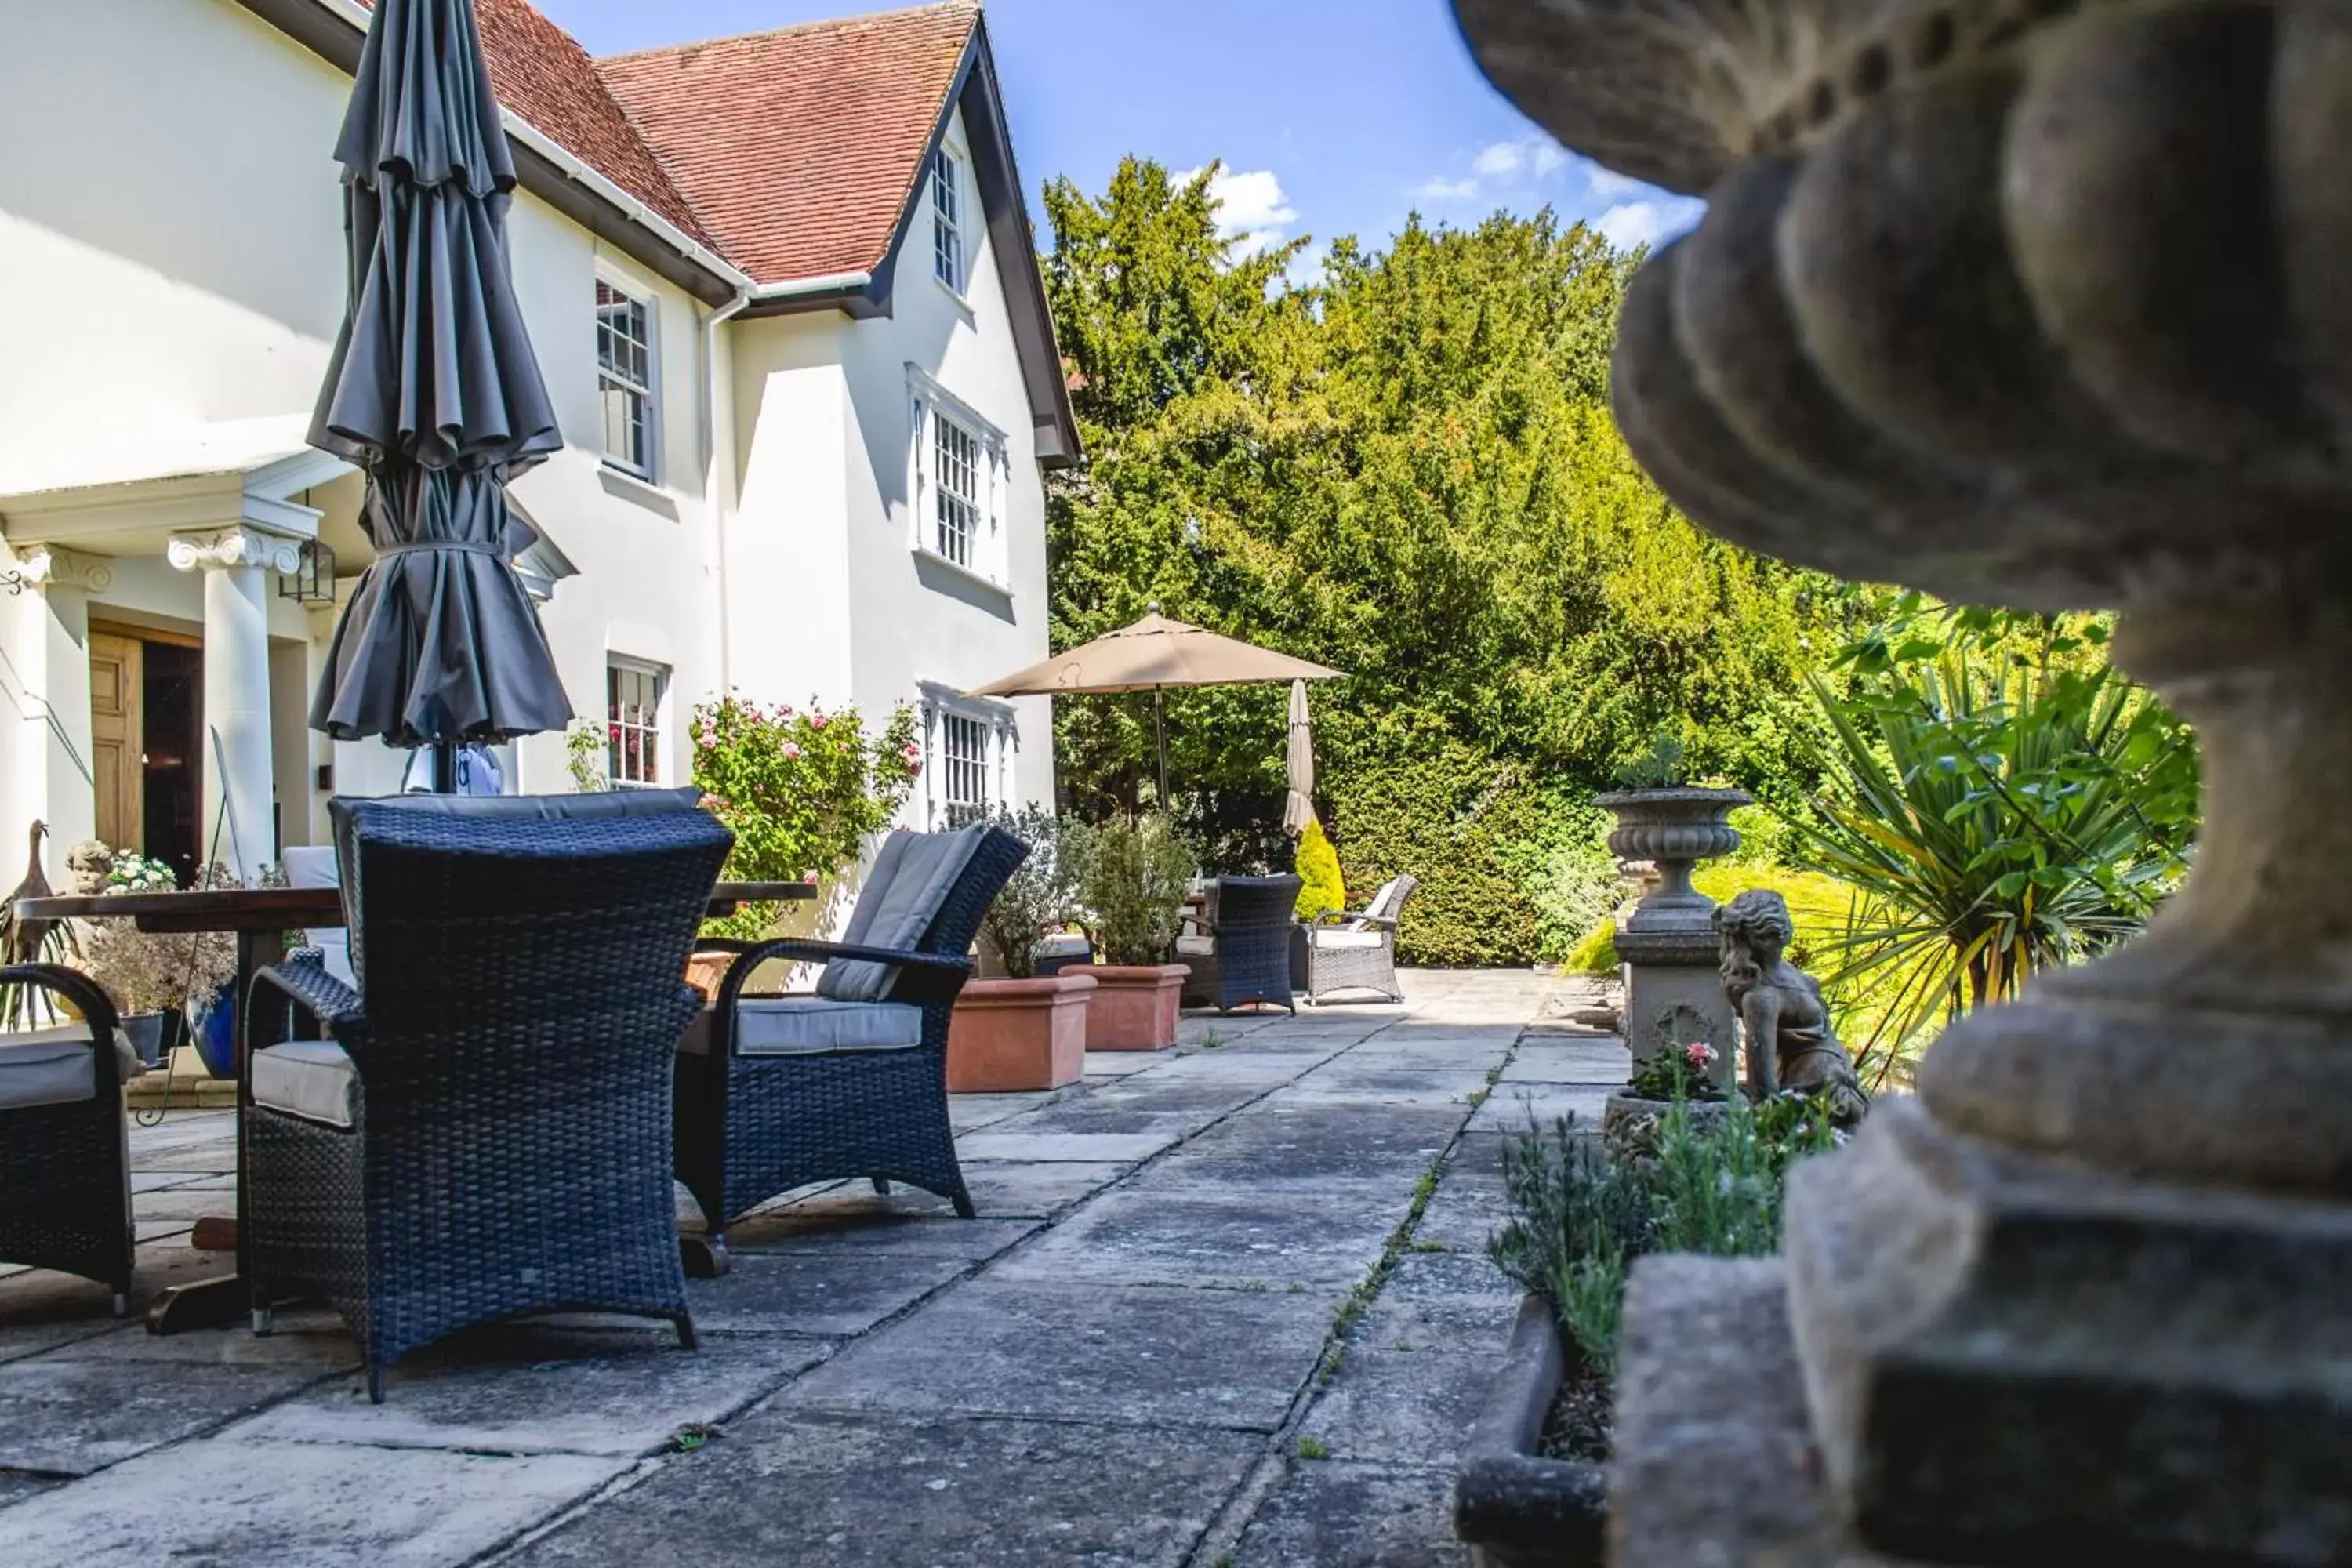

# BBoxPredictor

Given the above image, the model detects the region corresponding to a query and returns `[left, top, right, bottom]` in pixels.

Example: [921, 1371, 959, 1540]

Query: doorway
[88, 623, 202, 885]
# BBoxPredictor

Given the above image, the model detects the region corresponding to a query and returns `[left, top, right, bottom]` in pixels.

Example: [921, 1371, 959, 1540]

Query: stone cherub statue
[1715, 889, 1868, 1124]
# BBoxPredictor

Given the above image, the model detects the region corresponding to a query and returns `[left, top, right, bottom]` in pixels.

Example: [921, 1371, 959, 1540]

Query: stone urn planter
[1085, 963, 1189, 1051]
[947, 972, 1096, 1092]
[1592, 787, 1749, 1090]
[1454, 1295, 1608, 1567]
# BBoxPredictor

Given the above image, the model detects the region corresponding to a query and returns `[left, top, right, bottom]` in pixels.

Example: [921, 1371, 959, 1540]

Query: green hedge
[1324, 736, 1617, 967]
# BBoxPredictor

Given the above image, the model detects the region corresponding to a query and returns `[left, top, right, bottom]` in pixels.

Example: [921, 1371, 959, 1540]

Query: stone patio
[0, 969, 1624, 1566]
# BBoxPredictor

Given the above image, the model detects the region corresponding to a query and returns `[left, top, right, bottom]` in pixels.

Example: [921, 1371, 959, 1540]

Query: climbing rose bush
[691, 694, 920, 938]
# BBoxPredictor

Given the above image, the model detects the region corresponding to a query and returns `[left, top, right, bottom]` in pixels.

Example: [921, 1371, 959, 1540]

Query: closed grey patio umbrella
[308, 0, 572, 789]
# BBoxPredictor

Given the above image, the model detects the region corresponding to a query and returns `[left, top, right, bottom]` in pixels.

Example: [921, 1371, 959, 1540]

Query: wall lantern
[278, 539, 337, 604]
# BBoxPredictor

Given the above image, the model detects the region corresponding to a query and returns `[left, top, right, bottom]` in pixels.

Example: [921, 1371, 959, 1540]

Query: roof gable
[597, 3, 976, 287]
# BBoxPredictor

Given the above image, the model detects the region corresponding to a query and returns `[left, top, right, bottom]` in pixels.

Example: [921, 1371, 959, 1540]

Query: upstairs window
[931, 146, 965, 293]
[596, 279, 656, 477]
[932, 412, 982, 568]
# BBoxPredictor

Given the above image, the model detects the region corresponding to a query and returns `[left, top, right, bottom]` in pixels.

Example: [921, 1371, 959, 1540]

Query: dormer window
[931, 146, 965, 294]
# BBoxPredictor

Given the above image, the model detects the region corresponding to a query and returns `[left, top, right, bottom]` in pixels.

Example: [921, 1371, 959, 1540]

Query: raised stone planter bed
[1454, 1294, 1608, 1567]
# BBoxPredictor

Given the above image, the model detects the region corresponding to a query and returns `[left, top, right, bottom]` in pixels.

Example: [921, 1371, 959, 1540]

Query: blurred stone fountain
[1453, 1, 2352, 1561]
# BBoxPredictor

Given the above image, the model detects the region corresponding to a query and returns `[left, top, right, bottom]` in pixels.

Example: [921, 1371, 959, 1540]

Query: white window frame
[606, 657, 669, 787]
[595, 274, 659, 481]
[916, 683, 1014, 829]
[930, 143, 967, 296]
[906, 368, 1011, 590]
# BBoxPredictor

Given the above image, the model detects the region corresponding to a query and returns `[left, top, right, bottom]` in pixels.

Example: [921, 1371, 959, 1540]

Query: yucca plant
[1791, 613, 2198, 1078]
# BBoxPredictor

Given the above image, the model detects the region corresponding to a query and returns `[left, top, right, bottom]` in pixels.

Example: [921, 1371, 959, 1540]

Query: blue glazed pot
[190, 983, 237, 1079]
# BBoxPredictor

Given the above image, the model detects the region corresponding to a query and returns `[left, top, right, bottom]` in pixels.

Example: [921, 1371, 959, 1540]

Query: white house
[0, 0, 1076, 884]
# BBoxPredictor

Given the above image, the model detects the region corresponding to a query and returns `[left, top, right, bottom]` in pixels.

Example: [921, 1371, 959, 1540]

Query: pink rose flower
[1684, 1040, 1717, 1070]
[697, 793, 724, 811]
[802, 870, 821, 885]
[782, 742, 803, 760]
[809, 712, 829, 731]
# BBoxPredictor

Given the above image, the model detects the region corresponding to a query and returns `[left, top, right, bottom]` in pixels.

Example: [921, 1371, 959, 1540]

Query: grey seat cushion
[681, 996, 925, 1056]
[252, 1040, 360, 1129]
[816, 826, 986, 1002]
[0, 1026, 100, 1111]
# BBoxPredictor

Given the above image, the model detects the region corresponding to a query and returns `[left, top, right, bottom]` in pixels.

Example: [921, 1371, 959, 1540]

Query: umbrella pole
[431, 740, 458, 795]
[1154, 688, 1169, 808]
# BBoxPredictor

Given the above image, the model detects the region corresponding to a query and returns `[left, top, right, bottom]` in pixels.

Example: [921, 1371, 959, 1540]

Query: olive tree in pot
[1071, 811, 1197, 1051]
[947, 806, 1095, 1093]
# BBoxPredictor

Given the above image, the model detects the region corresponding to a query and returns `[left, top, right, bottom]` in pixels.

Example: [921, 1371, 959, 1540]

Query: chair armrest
[246, 955, 364, 1058]
[704, 936, 970, 1009]
[0, 963, 122, 1043]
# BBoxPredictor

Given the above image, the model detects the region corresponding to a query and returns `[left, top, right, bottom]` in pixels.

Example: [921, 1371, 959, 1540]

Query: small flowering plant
[1628, 1038, 1730, 1103]
[105, 849, 179, 893]
[690, 693, 920, 939]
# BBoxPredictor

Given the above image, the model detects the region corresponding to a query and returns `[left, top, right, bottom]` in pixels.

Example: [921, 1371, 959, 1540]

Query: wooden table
[16, 880, 812, 1334]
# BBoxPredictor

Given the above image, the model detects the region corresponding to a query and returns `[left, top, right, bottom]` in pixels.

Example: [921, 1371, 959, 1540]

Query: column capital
[6, 543, 114, 595]
[166, 524, 303, 576]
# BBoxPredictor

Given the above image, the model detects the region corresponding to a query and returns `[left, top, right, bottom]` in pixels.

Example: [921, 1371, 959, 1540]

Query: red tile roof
[598, 3, 978, 285]
[354, 0, 715, 249]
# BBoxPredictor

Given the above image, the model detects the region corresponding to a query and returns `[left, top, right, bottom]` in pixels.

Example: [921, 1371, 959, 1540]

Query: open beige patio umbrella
[970, 611, 1342, 804]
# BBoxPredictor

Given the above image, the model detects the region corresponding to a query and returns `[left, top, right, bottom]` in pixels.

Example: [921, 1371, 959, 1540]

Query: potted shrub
[684, 693, 920, 995]
[72, 851, 237, 1072]
[946, 806, 1096, 1092]
[1071, 811, 1196, 1051]
[1290, 817, 1345, 991]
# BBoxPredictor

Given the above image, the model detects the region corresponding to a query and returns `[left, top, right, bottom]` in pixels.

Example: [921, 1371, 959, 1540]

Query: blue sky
[532, 0, 1702, 270]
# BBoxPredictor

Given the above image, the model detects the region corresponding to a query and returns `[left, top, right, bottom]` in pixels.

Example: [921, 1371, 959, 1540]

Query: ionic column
[2, 543, 111, 855]
[169, 525, 300, 880]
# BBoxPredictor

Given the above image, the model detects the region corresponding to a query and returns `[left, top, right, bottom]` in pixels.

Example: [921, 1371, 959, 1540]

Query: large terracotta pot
[1085, 963, 1189, 1051]
[947, 973, 1096, 1092]
[684, 951, 735, 1001]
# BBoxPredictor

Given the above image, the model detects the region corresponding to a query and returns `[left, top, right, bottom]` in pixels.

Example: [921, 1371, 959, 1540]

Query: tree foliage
[1039, 160, 1862, 959]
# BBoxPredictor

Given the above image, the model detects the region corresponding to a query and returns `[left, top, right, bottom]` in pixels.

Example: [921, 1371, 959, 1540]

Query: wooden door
[88, 631, 143, 851]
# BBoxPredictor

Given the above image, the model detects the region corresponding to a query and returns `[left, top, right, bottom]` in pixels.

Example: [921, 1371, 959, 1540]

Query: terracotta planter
[1085, 963, 1189, 1051]
[947, 973, 1096, 1092]
[684, 950, 735, 1001]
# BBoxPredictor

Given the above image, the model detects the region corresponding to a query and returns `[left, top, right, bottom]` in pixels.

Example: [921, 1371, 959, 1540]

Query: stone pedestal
[1448, 2, 2352, 1561]
[1598, 788, 1749, 1092]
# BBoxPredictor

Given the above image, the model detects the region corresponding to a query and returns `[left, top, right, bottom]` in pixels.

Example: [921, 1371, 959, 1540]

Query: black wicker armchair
[674, 823, 1025, 1275]
[0, 964, 135, 1312]
[1177, 874, 1303, 1014]
[241, 789, 732, 1402]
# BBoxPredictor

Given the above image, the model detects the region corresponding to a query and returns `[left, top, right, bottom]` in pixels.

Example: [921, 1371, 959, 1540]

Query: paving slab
[0, 1327, 354, 1474]
[775, 1160, 1134, 1221]
[949, 1091, 1067, 1131]
[980, 1104, 1225, 1142]
[1275, 1065, 1497, 1108]
[1464, 1081, 1616, 1135]
[0, 1471, 62, 1510]
[0, 1436, 629, 1564]
[721, 1210, 1040, 1264]
[1146, 1105, 1463, 1188]
[684, 1250, 974, 1339]
[507, 1411, 1257, 1567]
[1499, 1042, 1632, 1084]
[1083, 1051, 1163, 1076]
[780, 1278, 1333, 1430]
[1229, 1459, 1469, 1567]
[990, 1184, 1403, 1289]
[227, 1330, 828, 1457]
[953, 1130, 1181, 1163]
[127, 1138, 239, 1174]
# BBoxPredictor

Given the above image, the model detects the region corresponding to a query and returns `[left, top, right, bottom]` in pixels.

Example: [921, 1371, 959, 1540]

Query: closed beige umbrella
[1283, 679, 1317, 837]
[970, 611, 1342, 803]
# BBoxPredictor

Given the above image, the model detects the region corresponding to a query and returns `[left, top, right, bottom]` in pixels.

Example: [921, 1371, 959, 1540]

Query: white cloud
[1585, 165, 1644, 200]
[1413, 135, 1573, 205]
[1595, 198, 1704, 251]
[1183, 166, 1300, 257]
[1410, 175, 1481, 201]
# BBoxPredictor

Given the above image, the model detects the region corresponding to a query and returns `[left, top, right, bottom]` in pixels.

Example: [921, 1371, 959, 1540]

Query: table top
[16, 881, 814, 933]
